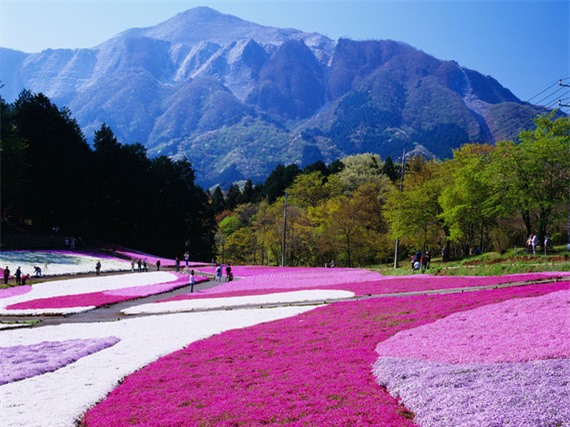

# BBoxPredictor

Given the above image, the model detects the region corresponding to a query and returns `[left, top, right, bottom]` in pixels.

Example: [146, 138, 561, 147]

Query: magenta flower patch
[1, 337, 120, 385]
[81, 281, 567, 427]
[6, 274, 202, 310]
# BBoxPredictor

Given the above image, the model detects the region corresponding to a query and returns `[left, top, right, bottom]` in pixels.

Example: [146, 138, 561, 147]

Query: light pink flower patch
[376, 287, 570, 364]
[81, 281, 568, 427]
[0, 285, 32, 299]
[0, 337, 120, 385]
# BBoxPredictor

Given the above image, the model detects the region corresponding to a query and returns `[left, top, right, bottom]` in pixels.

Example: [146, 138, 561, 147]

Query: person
[189, 269, 195, 293]
[531, 233, 539, 255]
[137, 259, 142, 272]
[184, 251, 190, 267]
[21, 274, 30, 286]
[95, 261, 101, 276]
[215, 264, 222, 281]
[15, 267, 22, 286]
[424, 250, 431, 269]
[225, 264, 233, 282]
[175, 257, 180, 272]
[156, 259, 161, 271]
[3, 266, 10, 285]
[143, 259, 148, 272]
[526, 234, 534, 252]
[329, 260, 336, 268]
[544, 236, 550, 255]
[131, 259, 135, 272]
[34, 266, 42, 277]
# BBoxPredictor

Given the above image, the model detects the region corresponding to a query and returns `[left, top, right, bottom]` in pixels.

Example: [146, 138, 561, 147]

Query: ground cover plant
[0, 250, 131, 280]
[81, 280, 569, 427]
[0, 271, 207, 315]
[163, 270, 569, 300]
[0, 337, 120, 385]
[373, 289, 570, 426]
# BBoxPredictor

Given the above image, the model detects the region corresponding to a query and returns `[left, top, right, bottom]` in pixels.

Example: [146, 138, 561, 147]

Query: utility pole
[560, 79, 570, 251]
[393, 148, 406, 268]
[281, 191, 288, 267]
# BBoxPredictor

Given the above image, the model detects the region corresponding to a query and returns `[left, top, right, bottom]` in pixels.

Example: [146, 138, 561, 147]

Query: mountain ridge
[0, 6, 553, 187]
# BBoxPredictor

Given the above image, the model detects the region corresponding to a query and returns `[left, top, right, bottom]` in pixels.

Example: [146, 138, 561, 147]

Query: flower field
[1, 249, 569, 427]
[81, 280, 569, 427]
[0, 272, 208, 315]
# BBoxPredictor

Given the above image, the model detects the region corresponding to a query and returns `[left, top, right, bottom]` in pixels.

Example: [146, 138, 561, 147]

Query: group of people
[410, 250, 431, 272]
[130, 258, 150, 273]
[3, 266, 32, 286]
[215, 263, 233, 282]
[526, 233, 550, 255]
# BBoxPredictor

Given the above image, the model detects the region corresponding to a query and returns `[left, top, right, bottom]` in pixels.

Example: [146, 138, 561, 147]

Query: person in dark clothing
[3, 266, 10, 285]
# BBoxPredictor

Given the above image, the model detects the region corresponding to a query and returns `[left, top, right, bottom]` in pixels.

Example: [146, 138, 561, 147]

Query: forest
[1, 90, 569, 267]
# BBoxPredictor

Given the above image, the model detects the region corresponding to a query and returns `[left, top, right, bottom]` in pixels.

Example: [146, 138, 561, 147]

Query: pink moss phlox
[0, 285, 32, 299]
[0, 337, 120, 385]
[376, 287, 570, 364]
[81, 281, 568, 426]
[6, 274, 200, 310]
[373, 357, 570, 427]
[163, 270, 570, 301]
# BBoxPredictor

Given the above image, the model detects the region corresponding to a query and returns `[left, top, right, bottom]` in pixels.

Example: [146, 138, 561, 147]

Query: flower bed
[162, 270, 569, 301]
[0, 285, 32, 299]
[0, 273, 206, 315]
[123, 290, 355, 315]
[0, 250, 130, 276]
[81, 281, 568, 426]
[1, 337, 120, 385]
[373, 288, 570, 426]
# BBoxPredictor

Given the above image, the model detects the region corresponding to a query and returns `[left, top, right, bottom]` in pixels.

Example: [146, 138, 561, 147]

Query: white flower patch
[122, 289, 355, 315]
[0, 272, 178, 315]
[0, 305, 320, 427]
[0, 251, 131, 276]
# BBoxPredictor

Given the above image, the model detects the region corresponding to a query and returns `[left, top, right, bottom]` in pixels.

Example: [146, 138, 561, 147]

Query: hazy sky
[1, 0, 568, 104]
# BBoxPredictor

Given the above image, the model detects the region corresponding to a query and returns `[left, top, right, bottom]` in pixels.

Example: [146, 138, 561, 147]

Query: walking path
[1, 269, 566, 327]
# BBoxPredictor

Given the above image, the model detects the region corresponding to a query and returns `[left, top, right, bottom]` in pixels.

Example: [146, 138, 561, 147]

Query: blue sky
[1, 0, 568, 104]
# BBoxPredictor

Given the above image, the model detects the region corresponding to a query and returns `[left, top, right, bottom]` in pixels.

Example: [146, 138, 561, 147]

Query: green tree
[385, 158, 449, 254]
[439, 144, 496, 255]
[491, 113, 570, 241]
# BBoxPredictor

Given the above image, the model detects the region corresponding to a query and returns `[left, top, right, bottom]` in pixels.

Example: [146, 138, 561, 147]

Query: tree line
[2, 90, 568, 267]
[213, 113, 569, 267]
[1, 90, 215, 259]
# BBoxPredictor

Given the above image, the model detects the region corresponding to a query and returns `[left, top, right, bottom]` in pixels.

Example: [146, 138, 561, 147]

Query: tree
[262, 163, 302, 203]
[211, 186, 226, 214]
[385, 158, 449, 255]
[287, 171, 340, 208]
[12, 90, 93, 232]
[491, 113, 570, 242]
[335, 153, 383, 193]
[439, 144, 496, 255]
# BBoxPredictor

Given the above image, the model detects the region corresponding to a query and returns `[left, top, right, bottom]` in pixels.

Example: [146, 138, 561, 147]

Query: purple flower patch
[0, 337, 120, 385]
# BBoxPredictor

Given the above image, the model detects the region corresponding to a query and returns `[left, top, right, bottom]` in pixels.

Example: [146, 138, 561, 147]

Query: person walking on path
[15, 267, 22, 286]
[95, 261, 101, 276]
[3, 266, 10, 285]
[215, 264, 222, 281]
[156, 259, 161, 271]
[225, 264, 233, 282]
[189, 270, 195, 293]
[175, 257, 180, 272]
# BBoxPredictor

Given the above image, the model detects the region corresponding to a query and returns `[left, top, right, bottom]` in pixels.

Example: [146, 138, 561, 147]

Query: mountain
[0, 7, 554, 187]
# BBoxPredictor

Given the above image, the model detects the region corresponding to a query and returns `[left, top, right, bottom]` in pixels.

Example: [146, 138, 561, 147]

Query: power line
[488, 78, 569, 141]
